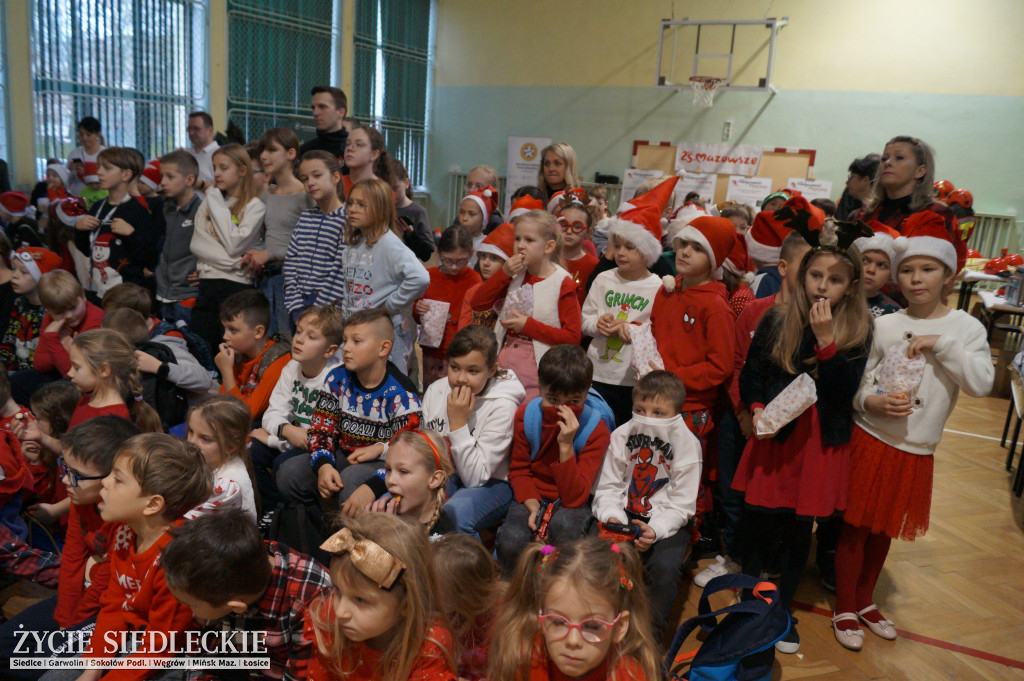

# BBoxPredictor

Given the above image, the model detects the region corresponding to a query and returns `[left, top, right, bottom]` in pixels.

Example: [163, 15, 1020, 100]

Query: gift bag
[418, 300, 450, 349]
[877, 333, 927, 405]
[630, 322, 664, 378]
[500, 283, 534, 321]
[755, 373, 817, 437]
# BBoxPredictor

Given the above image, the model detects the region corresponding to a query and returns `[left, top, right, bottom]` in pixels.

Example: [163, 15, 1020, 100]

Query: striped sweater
[283, 205, 347, 315]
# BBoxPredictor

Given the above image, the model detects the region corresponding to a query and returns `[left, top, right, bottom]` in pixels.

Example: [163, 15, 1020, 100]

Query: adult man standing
[298, 86, 349, 158]
[187, 111, 220, 191]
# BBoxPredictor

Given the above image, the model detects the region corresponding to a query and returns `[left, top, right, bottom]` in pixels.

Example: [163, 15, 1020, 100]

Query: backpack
[664, 574, 790, 681]
[151, 320, 217, 374]
[257, 333, 293, 381]
[523, 388, 616, 460]
[263, 500, 330, 566]
[135, 340, 189, 431]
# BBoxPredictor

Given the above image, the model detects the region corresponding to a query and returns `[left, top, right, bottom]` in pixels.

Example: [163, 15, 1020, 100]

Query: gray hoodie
[156, 193, 202, 301]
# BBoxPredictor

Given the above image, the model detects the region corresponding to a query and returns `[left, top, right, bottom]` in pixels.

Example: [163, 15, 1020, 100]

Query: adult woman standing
[536, 142, 580, 204]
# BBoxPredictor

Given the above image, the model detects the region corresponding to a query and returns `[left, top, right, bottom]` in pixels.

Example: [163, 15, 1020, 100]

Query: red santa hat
[745, 194, 824, 264]
[853, 221, 900, 265]
[11, 248, 63, 282]
[722, 233, 755, 283]
[673, 216, 737, 280]
[81, 161, 100, 184]
[0, 191, 29, 218]
[665, 202, 708, 245]
[55, 196, 88, 227]
[461, 185, 498, 225]
[893, 211, 957, 273]
[508, 195, 544, 220]
[477, 222, 514, 260]
[140, 160, 162, 192]
[46, 163, 71, 188]
[546, 187, 589, 214]
[615, 175, 680, 245]
[607, 219, 663, 267]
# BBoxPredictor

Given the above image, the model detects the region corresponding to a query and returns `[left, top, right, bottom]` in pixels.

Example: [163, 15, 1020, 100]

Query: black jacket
[299, 127, 349, 159]
[740, 307, 871, 447]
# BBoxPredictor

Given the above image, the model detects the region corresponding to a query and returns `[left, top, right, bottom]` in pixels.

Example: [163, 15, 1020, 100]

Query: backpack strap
[571, 405, 603, 454]
[256, 339, 291, 380]
[525, 398, 543, 461]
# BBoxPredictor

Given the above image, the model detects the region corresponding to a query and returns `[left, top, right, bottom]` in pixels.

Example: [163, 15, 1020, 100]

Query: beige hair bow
[320, 527, 406, 589]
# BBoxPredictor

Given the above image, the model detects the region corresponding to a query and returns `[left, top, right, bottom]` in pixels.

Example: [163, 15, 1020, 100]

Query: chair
[1002, 365, 1024, 497]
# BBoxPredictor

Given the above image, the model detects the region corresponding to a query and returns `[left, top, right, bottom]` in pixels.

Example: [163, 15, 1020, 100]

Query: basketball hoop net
[689, 76, 725, 108]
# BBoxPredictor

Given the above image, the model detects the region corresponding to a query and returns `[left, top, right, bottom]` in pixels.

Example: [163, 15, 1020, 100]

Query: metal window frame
[0, 0, 9, 162]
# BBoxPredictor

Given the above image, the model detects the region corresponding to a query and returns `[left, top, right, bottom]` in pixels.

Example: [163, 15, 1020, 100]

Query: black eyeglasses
[57, 457, 104, 487]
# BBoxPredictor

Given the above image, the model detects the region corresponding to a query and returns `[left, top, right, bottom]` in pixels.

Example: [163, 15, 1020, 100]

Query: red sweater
[222, 339, 292, 419]
[85, 523, 195, 681]
[69, 395, 130, 428]
[651, 278, 736, 412]
[416, 267, 482, 357]
[304, 601, 456, 681]
[0, 430, 31, 507]
[728, 294, 775, 415]
[470, 270, 582, 345]
[55, 502, 115, 628]
[33, 301, 105, 376]
[528, 642, 648, 681]
[508, 402, 610, 507]
[566, 253, 599, 307]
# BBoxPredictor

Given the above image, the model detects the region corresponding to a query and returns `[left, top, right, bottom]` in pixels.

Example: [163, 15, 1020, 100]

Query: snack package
[630, 322, 664, 378]
[755, 373, 817, 437]
[418, 300, 450, 349]
[877, 333, 927, 406]
[500, 283, 534, 321]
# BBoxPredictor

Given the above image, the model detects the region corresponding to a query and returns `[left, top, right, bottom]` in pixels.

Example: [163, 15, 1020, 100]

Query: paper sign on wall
[674, 173, 716, 204]
[725, 176, 774, 209]
[787, 178, 833, 201]
[676, 142, 763, 177]
[621, 169, 665, 203]
[505, 136, 552, 214]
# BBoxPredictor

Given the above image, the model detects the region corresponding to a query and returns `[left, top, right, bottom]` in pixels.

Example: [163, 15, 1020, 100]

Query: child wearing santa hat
[721, 233, 756, 317]
[457, 185, 498, 269]
[0, 248, 62, 371]
[853, 223, 902, 318]
[832, 211, 993, 651]
[458, 221, 513, 331]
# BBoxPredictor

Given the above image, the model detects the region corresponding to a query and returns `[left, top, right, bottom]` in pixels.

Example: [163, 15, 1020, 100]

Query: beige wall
[435, 0, 1024, 95]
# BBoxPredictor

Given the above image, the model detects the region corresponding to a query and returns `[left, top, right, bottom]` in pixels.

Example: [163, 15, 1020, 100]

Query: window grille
[31, 0, 207, 169]
[0, 0, 9, 164]
[352, 0, 433, 188]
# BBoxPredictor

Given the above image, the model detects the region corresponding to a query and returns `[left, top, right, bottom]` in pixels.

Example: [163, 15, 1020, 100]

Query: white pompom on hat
[461, 185, 498, 224]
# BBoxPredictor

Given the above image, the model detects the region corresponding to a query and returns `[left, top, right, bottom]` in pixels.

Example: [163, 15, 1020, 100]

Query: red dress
[528, 641, 649, 681]
[731, 404, 849, 518]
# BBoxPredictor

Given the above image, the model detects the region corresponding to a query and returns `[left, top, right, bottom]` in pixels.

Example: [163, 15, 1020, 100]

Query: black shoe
[818, 550, 837, 592]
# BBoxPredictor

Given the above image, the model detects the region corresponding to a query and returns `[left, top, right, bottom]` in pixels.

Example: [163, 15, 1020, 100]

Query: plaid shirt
[189, 541, 331, 681]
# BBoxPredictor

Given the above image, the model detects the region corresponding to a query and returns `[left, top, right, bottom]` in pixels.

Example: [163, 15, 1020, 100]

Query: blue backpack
[523, 388, 616, 460]
[664, 574, 790, 681]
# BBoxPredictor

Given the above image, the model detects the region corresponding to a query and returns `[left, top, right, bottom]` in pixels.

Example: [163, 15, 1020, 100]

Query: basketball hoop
[689, 76, 725, 108]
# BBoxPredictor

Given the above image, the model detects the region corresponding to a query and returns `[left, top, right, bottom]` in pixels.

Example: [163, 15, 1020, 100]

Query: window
[0, 0, 8, 165]
[31, 0, 207, 168]
[226, 0, 338, 143]
[352, 0, 433, 187]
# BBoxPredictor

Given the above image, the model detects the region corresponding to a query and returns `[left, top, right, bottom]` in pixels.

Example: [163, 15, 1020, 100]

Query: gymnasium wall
[427, 0, 1024, 221]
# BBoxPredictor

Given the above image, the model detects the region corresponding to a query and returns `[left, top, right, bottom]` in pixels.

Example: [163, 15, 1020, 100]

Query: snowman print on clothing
[91, 232, 123, 295]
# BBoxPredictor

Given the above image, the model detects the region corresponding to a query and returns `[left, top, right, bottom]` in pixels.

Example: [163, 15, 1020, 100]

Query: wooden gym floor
[682, 392, 1024, 681]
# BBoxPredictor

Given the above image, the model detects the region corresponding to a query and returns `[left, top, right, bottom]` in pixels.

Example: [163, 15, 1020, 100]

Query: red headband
[408, 429, 441, 470]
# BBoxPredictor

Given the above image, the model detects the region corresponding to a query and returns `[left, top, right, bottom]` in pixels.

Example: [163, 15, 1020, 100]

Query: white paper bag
[630, 322, 664, 378]
[500, 283, 534, 321]
[418, 300, 450, 349]
[756, 373, 817, 437]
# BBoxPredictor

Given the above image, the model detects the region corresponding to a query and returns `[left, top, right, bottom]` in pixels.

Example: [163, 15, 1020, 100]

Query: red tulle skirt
[843, 425, 933, 540]
[731, 405, 849, 517]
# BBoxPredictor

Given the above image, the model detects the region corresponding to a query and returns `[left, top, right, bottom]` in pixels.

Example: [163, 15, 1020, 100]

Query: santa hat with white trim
[892, 210, 957, 273]
[477, 222, 514, 260]
[11, 247, 63, 282]
[54, 196, 88, 227]
[46, 163, 71, 188]
[140, 160, 162, 192]
[508, 195, 544, 220]
[853, 221, 899, 265]
[547, 187, 589, 214]
[81, 161, 99, 184]
[673, 216, 737, 281]
[722, 233, 755, 284]
[0, 191, 29, 218]
[665, 202, 707, 245]
[461, 185, 498, 225]
[615, 175, 679, 244]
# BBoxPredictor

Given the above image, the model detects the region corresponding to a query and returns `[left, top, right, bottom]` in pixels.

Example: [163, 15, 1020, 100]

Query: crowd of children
[0, 113, 995, 681]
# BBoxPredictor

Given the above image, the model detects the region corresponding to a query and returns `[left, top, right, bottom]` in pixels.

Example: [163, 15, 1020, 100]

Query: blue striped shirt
[283, 205, 347, 315]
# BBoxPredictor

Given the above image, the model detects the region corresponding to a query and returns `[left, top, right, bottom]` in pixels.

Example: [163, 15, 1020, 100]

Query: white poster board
[620, 169, 665, 204]
[505, 136, 552, 214]
[787, 178, 834, 201]
[675, 173, 717, 204]
[725, 176, 774, 209]
[675, 142, 763, 177]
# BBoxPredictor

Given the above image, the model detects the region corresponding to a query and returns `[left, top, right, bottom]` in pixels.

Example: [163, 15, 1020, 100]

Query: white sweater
[592, 414, 703, 541]
[216, 457, 257, 521]
[262, 357, 341, 452]
[420, 370, 526, 487]
[582, 269, 662, 387]
[854, 309, 994, 455]
[190, 189, 267, 284]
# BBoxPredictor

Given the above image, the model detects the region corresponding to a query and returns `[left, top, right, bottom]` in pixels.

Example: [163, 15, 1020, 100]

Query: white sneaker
[693, 555, 740, 587]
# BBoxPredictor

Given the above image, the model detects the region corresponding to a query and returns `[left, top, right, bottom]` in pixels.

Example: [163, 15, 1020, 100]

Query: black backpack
[136, 340, 189, 430]
[150, 320, 217, 374]
[263, 500, 330, 566]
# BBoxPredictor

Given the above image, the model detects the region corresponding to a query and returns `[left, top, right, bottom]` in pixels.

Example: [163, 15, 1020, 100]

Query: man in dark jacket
[299, 86, 349, 159]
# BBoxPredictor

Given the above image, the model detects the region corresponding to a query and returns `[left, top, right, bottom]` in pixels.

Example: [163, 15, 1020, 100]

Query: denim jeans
[1, 598, 95, 681]
[160, 301, 193, 327]
[250, 440, 306, 510]
[259, 271, 291, 337]
[443, 477, 514, 538]
[495, 502, 593, 577]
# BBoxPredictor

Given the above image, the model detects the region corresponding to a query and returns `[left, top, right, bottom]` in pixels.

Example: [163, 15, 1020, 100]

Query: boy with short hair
[79, 434, 212, 681]
[251, 306, 343, 508]
[0, 248, 62, 371]
[593, 370, 702, 637]
[854, 224, 902, 318]
[275, 308, 421, 508]
[216, 289, 292, 420]
[495, 344, 611, 576]
[155, 150, 201, 325]
[72, 147, 158, 300]
[30, 269, 104, 380]
[161, 509, 332, 681]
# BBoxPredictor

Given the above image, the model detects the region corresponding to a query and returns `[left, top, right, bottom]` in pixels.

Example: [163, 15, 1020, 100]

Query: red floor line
[792, 601, 1024, 671]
